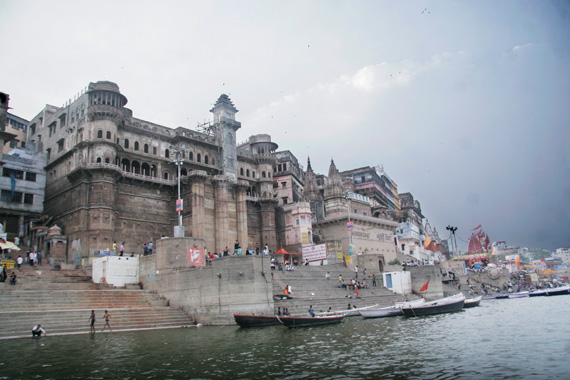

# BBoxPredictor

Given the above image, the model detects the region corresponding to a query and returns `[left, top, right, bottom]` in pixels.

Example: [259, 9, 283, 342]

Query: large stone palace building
[25, 81, 284, 258]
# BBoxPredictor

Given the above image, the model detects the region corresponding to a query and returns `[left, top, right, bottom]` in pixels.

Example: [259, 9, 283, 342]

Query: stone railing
[85, 162, 176, 185]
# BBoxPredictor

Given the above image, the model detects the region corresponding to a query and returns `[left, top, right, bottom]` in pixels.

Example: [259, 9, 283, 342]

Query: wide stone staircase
[272, 263, 418, 316]
[0, 266, 193, 339]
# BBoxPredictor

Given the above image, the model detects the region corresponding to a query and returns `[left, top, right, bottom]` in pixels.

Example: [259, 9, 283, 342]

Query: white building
[554, 248, 570, 265]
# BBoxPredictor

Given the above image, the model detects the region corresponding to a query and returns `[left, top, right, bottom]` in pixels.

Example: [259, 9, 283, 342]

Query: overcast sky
[2, 0, 569, 252]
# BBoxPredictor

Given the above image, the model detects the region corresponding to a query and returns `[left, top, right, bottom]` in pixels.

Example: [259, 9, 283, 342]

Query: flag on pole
[472, 224, 481, 231]
[420, 279, 430, 292]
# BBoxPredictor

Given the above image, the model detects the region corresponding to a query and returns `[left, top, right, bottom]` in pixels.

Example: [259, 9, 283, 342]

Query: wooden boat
[529, 289, 548, 297]
[463, 296, 482, 308]
[360, 299, 425, 319]
[508, 291, 529, 299]
[278, 315, 344, 328]
[314, 304, 378, 317]
[481, 294, 497, 300]
[545, 285, 570, 296]
[401, 294, 465, 317]
[494, 294, 509, 299]
[233, 314, 280, 327]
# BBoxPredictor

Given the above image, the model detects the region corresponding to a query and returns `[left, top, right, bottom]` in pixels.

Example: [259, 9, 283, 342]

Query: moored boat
[401, 293, 465, 317]
[233, 314, 280, 327]
[508, 291, 529, 299]
[315, 304, 378, 317]
[463, 296, 482, 308]
[360, 299, 425, 319]
[545, 285, 570, 296]
[278, 315, 344, 327]
[529, 289, 547, 297]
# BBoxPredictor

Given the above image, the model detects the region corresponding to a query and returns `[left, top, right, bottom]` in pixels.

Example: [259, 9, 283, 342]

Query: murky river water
[1, 296, 569, 379]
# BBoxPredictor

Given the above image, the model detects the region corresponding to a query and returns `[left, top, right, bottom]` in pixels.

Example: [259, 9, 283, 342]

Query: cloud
[245, 52, 467, 143]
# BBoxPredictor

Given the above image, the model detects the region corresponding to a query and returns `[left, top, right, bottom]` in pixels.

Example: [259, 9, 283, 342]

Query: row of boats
[233, 293, 480, 328]
[481, 284, 570, 300]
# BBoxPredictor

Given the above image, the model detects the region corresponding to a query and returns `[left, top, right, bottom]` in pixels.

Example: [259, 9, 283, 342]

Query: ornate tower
[324, 159, 347, 217]
[211, 94, 240, 180]
[303, 157, 325, 222]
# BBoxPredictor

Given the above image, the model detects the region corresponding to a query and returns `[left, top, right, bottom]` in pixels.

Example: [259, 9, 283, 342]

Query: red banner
[187, 247, 204, 267]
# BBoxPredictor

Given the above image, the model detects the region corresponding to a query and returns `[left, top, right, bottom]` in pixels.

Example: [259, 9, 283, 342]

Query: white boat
[360, 299, 425, 319]
[401, 293, 465, 317]
[314, 304, 379, 317]
[463, 296, 482, 308]
[508, 291, 529, 299]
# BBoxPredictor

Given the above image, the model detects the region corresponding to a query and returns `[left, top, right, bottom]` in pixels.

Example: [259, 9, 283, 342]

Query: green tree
[530, 249, 551, 261]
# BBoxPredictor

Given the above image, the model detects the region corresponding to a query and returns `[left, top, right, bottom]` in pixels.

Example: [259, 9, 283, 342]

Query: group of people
[88, 310, 112, 333]
[0, 264, 17, 285]
[276, 307, 290, 316]
[142, 242, 154, 256]
[32, 310, 114, 337]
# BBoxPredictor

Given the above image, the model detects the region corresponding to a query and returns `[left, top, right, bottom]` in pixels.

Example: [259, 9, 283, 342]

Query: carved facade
[25, 81, 279, 258]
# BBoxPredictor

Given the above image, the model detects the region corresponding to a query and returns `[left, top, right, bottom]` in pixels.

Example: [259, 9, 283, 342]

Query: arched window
[181, 168, 187, 176]
[205, 155, 209, 165]
[124, 139, 129, 149]
[240, 168, 244, 176]
[253, 171, 256, 178]
[165, 149, 170, 158]
[262, 171, 266, 178]
[106, 131, 111, 139]
[96, 157, 102, 163]
[97, 130, 103, 138]
[116, 138, 120, 145]
[105, 158, 110, 164]
[246, 169, 250, 177]
[134, 141, 139, 151]
[163, 172, 169, 180]
[268, 172, 271, 178]
[144, 144, 149, 153]
[212, 158, 215, 165]
[141, 163, 150, 176]
[197, 153, 201, 163]
[189, 152, 193, 160]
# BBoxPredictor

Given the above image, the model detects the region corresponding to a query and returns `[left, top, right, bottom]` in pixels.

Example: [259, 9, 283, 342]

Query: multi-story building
[0, 92, 17, 165]
[341, 164, 400, 215]
[273, 150, 313, 252]
[0, 143, 46, 245]
[4, 112, 28, 152]
[25, 81, 282, 261]
[554, 248, 570, 265]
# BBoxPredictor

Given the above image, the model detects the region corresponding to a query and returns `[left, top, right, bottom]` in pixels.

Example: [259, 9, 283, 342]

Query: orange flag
[420, 279, 430, 292]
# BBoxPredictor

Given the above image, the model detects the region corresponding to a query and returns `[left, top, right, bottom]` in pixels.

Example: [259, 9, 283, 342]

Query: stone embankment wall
[408, 265, 444, 300]
[139, 237, 274, 325]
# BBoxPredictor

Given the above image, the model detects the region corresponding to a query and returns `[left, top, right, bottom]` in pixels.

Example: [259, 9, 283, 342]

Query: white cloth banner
[302, 244, 327, 262]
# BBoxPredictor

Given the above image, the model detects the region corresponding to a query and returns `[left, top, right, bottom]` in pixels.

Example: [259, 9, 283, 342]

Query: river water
[1, 295, 569, 379]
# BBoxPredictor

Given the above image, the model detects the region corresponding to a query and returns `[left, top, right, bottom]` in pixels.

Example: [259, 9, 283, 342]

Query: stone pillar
[259, 199, 278, 252]
[235, 180, 249, 251]
[189, 171, 208, 240]
[213, 175, 230, 254]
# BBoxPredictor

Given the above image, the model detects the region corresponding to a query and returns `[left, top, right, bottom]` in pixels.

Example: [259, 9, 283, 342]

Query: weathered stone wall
[408, 265, 444, 301]
[139, 237, 274, 325]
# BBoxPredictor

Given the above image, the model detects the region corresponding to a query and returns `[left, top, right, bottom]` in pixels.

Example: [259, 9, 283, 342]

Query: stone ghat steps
[0, 307, 192, 339]
[0, 290, 167, 311]
[6, 268, 104, 290]
[270, 263, 412, 315]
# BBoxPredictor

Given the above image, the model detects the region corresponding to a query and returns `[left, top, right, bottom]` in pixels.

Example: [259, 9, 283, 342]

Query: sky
[1, 0, 569, 252]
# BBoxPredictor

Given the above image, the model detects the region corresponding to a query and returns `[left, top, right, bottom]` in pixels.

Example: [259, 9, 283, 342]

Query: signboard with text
[347, 221, 354, 231]
[302, 244, 327, 262]
[187, 247, 205, 267]
[176, 199, 183, 212]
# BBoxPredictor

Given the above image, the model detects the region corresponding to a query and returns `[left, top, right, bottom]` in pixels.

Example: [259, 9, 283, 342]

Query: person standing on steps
[372, 274, 377, 287]
[112, 241, 117, 256]
[120, 243, 124, 257]
[354, 265, 358, 279]
[102, 310, 112, 332]
[89, 310, 96, 334]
